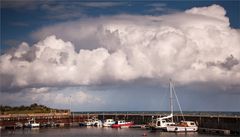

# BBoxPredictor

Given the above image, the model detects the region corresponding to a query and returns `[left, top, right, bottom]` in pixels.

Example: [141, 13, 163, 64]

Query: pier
[1, 112, 239, 135]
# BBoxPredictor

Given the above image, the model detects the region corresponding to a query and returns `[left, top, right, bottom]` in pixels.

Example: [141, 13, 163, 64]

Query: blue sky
[1, 1, 240, 112]
[1, 1, 239, 52]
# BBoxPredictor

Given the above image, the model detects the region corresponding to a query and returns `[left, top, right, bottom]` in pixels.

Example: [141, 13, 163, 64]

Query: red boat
[111, 120, 134, 128]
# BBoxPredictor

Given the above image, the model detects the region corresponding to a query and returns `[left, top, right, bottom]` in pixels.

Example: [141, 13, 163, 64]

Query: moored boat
[103, 119, 115, 127]
[166, 121, 198, 132]
[84, 119, 95, 126]
[150, 79, 198, 132]
[150, 114, 175, 131]
[24, 119, 40, 128]
[111, 120, 134, 128]
[82, 118, 102, 126]
[15, 122, 23, 128]
[93, 119, 103, 127]
[150, 80, 175, 130]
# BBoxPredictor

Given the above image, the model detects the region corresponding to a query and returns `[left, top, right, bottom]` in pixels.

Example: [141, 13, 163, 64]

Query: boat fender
[175, 127, 178, 131]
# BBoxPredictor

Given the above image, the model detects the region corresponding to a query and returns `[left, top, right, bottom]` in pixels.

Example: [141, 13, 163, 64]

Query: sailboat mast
[169, 79, 174, 123]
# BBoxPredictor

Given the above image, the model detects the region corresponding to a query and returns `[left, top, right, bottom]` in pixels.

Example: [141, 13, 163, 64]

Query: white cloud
[185, 4, 228, 22]
[0, 87, 104, 109]
[1, 4, 240, 91]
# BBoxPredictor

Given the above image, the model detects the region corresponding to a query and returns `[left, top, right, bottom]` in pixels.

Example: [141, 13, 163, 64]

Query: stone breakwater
[1, 113, 239, 135]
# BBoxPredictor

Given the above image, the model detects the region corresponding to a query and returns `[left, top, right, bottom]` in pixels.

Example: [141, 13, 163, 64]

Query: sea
[1, 127, 226, 137]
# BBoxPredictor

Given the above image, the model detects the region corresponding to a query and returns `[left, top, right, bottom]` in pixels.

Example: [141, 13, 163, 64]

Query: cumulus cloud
[1, 4, 240, 91]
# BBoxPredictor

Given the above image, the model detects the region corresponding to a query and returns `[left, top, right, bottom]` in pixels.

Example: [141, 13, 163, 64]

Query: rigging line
[169, 79, 174, 123]
[172, 82, 185, 121]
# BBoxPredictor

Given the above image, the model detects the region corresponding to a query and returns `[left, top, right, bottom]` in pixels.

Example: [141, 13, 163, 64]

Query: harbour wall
[1, 113, 239, 135]
[97, 113, 240, 134]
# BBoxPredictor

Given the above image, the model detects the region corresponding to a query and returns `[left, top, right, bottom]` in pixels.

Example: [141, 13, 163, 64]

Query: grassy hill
[0, 103, 68, 114]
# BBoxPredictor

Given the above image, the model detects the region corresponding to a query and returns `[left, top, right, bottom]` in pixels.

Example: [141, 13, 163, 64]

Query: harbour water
[1, 127, 225, 137]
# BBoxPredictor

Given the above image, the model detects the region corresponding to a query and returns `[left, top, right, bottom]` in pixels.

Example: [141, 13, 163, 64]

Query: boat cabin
[105, 119, 114, 123]
[154, 118, 175, 128]
[177, 121, 197, 127]
[115, 120, 126, 125]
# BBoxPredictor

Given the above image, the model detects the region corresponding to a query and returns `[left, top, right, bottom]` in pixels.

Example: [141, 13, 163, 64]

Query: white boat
[166, 121, 198, 132]
[84, 119, 95, 126]
[151, 114, 175, 130]
[15, 122, 23, 128]
[150, 80, 175, 130]
[103, 119, 115, 127]
[84, 118, 102, 126]
[151, 80, 198, 132]
[25, 119, 40, 128]
[93, 119, 103, 127]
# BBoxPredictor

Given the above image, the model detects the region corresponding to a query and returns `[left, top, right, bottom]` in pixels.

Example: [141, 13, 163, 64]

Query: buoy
[142, 132, 147, 136]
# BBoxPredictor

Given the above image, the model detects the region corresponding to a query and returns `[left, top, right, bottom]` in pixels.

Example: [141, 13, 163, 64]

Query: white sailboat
[150, 80, 175, 130]
[165, 80, 198, 132]
[151, 80, 198, 132]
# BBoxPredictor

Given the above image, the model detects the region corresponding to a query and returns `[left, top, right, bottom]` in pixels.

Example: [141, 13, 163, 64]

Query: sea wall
[1, 113, 239, 135]
[97, 113, 240, 134]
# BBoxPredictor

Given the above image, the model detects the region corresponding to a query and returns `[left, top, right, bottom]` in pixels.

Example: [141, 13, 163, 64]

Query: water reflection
[1, 127, 221, 137]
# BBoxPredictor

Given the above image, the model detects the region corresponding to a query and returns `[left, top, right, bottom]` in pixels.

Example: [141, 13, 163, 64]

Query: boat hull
[167, 126, 198, 132]
[103, 121, 115, 127]
[111, 122, 134, 128]
[149, 126, 167, 131]
[31, 123, 40, 128]
[103, 123, 114, 127]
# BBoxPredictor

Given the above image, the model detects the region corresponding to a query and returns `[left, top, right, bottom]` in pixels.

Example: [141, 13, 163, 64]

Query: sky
[0, 0, 240, 112]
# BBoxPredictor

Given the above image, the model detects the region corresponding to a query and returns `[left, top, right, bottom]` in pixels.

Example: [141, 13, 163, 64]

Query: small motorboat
[15, 122, 23, 128]
[103, 119, 115, 127]
[24, 119, 40, 128]
[111, 120, 134, 128]
[84, 119, 95, 126]
[82, 118, 102, 126]
[93, 119, 103, 127]
[166, 121, 198, 132]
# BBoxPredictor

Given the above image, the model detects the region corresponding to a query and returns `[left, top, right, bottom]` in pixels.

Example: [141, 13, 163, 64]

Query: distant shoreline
[0, 103, 69, 115]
